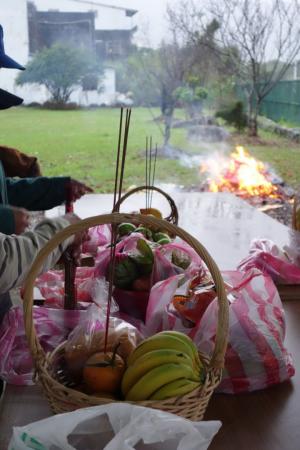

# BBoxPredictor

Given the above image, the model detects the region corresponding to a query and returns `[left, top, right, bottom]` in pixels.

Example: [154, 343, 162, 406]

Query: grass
[0, 107, 200, 192]
[1, 107, 300, 191]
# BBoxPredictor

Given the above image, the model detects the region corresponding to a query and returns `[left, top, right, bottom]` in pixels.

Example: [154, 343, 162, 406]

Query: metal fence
[258, 80, 300, 125]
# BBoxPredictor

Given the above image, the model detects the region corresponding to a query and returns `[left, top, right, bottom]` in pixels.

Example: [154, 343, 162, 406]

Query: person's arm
[0, 216, 74, 294]
[6, 176, 70, 211]
[6, 177, 93, 211]
[0, 204, 15, 234]
[0, 204, 31, 235]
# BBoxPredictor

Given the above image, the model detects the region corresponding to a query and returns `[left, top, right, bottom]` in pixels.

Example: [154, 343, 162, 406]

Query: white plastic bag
[9, 403, 221, 450]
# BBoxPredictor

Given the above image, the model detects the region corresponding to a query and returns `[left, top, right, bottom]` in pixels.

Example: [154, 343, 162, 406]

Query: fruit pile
[118, 222, 172, 245]
[67, 330, 205, 402]
[112, 239, 154, 291]
[122, 331, 205, 401]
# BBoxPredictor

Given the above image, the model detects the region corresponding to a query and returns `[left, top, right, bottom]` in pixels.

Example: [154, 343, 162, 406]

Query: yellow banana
[127, 334, 196, 367]
[158, 331, 203, 369]
[121, 349, 195, 396]
[125, 363, 200, 401]
[149, 378, 200, 400]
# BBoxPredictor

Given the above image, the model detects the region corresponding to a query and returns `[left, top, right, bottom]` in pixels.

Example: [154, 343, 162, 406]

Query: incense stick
[145, 137, 149, 209]
[113, 108, 123, 209]
[118, 109, 131, 205]
[104, 108, 131, 353]
[150, 143, 158, 208]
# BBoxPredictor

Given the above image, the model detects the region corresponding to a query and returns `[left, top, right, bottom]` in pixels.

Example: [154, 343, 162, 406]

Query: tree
[117, 41, 194, 146]
[169, 0, 300, 136]
[119, 15, 220, 146]
[115, 48, 161, 107]
[174, 77, 208, 118]
[17, 44, 102, 105]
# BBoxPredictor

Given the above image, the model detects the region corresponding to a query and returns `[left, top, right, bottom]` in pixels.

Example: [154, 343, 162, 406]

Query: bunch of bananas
[121, 331, 205, 401]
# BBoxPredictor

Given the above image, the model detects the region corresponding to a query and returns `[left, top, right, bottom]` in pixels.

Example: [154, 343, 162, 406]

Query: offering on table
[122, 331, 205, 401]
[117, 221, 172, 244]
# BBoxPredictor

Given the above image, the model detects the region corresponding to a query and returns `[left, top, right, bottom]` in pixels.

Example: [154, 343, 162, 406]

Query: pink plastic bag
[95, 233, 204, 285]
[144, 269, 295, 393]
[0, 306, 86, 385]
[35, 267, 95, 306]
[82, 224, 111, 255]
[238, 238, 300, 284]
[94, 234, 204, 322]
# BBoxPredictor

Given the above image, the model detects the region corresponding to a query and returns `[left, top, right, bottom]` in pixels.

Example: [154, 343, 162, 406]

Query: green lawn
[1, 107, 299, 191]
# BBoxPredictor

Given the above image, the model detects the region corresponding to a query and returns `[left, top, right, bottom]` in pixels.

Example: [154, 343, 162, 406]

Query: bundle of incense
[104, 108, 132, 352]
[145, 137, 158, 210]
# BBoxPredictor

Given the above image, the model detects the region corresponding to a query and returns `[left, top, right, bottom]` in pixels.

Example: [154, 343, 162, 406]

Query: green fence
[259, 80, 300, 125]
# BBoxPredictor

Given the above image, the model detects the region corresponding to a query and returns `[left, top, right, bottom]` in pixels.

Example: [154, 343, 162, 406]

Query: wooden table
[1, 192, 299, 449]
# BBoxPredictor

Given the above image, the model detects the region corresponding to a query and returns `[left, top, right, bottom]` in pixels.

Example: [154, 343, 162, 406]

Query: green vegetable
[132, 239, 154, 275]
[118, 223, 136, 236]
[157, 238, 172, 245]
[136, 239, 154, 262]
[153, 232, 170, 242]
[113, 257, 138, 289]
[134, 227, 153, 240]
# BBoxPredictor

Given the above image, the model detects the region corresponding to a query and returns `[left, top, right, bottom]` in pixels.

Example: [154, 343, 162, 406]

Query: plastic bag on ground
[8, 403, 221, 450]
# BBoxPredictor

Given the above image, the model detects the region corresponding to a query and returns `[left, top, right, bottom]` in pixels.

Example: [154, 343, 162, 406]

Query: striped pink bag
[145, 269, 295, 393]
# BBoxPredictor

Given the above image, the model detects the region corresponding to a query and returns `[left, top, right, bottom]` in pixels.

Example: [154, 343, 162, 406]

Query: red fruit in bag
[172, 288, 216, 324]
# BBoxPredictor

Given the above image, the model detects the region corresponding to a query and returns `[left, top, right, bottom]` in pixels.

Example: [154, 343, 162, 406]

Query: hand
[12, 207, 30, 234]
[67, 179, 93, 202]
[63, 213, 90, 264]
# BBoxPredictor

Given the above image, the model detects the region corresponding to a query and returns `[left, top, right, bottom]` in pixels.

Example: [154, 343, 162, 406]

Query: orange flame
[201, 146, 278, 198]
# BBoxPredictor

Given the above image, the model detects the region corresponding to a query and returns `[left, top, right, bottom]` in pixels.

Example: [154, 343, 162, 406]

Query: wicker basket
[113, 185, 179, 225]
[23, 213, 229, 421]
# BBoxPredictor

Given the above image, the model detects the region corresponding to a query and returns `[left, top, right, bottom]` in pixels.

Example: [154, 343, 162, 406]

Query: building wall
[33, 0, 136, 30]
[0, 0, 134, 105]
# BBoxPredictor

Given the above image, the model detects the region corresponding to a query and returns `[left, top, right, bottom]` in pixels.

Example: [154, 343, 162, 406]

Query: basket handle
[23, 213, 228, 370]
[113, 186, 179, 225]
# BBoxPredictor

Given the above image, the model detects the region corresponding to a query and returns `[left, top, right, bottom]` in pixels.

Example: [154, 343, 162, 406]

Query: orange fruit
[83, 351, 125, 394]
[140, 208, 163, 219]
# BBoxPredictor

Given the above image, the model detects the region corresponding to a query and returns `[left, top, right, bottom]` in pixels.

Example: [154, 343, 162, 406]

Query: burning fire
[201, 146, 279, 198]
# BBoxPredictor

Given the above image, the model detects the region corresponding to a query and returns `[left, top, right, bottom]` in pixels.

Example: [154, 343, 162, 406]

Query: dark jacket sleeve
[6, 176, 70, 211]
[0, 205, 15, 234]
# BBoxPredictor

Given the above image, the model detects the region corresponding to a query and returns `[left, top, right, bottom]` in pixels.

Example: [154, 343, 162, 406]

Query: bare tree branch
[168, 0, 300, 135]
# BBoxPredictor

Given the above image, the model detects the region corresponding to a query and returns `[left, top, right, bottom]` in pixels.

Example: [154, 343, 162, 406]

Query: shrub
[215, 101, 247, 131]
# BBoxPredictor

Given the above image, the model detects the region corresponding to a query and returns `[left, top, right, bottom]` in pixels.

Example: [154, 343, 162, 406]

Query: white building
[0, 0, 137, 105]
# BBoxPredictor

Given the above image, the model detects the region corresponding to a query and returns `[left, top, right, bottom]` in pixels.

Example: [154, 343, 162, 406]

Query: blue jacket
[0, 162, 70, 234]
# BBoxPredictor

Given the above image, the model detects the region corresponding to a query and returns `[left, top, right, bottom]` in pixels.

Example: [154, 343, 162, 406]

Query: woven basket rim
[112, 185, 179, 225]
